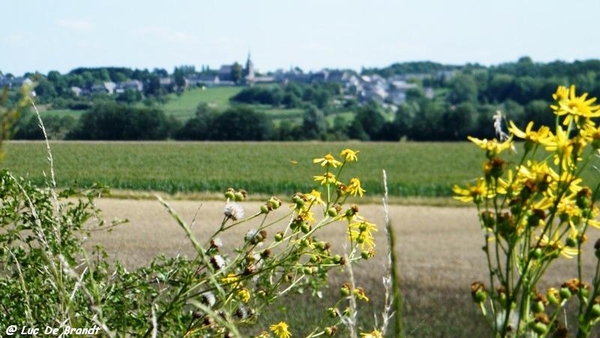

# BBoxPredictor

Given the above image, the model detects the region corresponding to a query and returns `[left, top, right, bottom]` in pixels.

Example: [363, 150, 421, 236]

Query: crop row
[5, 141, 596, 198]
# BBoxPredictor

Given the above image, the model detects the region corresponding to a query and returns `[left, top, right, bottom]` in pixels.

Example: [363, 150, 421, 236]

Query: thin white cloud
[55, 19, 94, 32]
[133, 27, 197, 44]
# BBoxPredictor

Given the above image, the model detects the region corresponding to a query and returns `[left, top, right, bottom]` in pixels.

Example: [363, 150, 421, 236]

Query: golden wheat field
[85, 198, 600, 337]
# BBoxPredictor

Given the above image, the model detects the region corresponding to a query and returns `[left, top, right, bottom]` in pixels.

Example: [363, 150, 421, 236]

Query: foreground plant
[454, 85, 600, 337]
[0, 143, 393, 336]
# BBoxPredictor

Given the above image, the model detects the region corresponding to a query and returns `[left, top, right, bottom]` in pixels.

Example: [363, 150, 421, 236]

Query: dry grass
[86, 198, 600, 337]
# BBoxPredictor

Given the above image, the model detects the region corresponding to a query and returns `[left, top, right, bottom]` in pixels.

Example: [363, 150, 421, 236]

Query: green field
[6, 141, 598, 199]
[161, 86, 243, 119]
[1, 141, 490, 198]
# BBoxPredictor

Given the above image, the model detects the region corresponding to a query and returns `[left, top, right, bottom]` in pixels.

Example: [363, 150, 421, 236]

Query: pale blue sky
[2, 0, 599, 76]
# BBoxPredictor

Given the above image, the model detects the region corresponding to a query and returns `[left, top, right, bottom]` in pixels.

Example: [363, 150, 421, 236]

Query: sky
[2, 0, 600, 76]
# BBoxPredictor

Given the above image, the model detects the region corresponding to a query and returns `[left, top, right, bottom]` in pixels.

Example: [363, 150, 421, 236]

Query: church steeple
[244, 52, 255, 81]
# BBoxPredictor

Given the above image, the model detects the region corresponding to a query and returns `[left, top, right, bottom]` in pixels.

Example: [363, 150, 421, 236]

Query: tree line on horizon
[6, 57, 600, 141]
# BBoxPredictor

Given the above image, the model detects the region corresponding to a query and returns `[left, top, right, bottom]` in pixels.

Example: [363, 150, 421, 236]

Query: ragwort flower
[360, 330, 383, 338]
[314, 172, 339, 185]
[537, 233, 579, 259]
[508, 121, 552, 151]
[551, 84, 600, 127]
[452, 178, 491, 204]
[468, 136, 514, 158]
[313, 153, 342, 168]
[347, 177, 366, 197]
[340, 148, 359, 162]
[270, 321, 292, 338]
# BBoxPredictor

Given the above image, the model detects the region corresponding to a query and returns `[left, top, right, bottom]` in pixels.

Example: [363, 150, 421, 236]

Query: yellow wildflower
[452, 178, 491, 203]
[347, 177, 366, 197]
[237, 288, 251, 303]
[537, 233, 579, 259]
[221, 273, 240, 287]
[353, 287, 369, 302]
[580, 123, 600, 149]
[551, 84, 600, 127]
[542, 126, 576, 170]
[508, 121, 551, 150]
[305, 189, 325, 205]
[360, 330, 383, 338]
[553, 85, 570, 101]
[314, 172, 339, 185]
[313, 153, 342, 168]
[270, 321, 292, 338]
[349, 227, 375, 250]
[468, 136, 514, 158]
[340, 148, 359, 162]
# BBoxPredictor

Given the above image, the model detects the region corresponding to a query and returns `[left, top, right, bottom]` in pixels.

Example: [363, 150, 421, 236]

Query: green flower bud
[260, 204, 270, 214]
[547, 288, 560, 305]
[234, 191, 245, 201]
[560, 287, 572, 300]
[326, 307, 338, 318]
[470, 282, 486, 304]
[274, 232, 284, 242]
[531, 301, 545, 313]
[299, 238, 310, 248]
[592, 304, 600, 318]
[268, 196, 282, 210]
[340, 284, 350, 297]
[332, 254, 342, 264]
[224, 189, 235, 200]
[529, 322, 548, 335]
[324, 326, 337, 336]
[530, 248, 543, 260]
[327, 207, 338, 217]
[303, 266, 313, 275]
[300, 223, 311, 234]
[361, 251, 370, 260]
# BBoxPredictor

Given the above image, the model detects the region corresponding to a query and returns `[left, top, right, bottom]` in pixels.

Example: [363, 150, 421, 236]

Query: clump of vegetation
[0, 139, 396, 336]
[454, 85, 600, 337]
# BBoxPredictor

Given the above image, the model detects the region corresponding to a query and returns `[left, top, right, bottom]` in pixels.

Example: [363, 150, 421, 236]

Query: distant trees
[68, 103, 178, 140]
[230, 83, 337, 110]
[176, 104, 272, 141]
[10, 58, 600, 142]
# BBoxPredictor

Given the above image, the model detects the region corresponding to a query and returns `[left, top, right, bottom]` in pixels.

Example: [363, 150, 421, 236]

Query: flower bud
[529, 322, 548, 335]
[224, 188, 235, 200]
[260, 204, 270, 214]
[234, 190, 246, 201]
[470, 282, 486, 304]
[327, 207, 338, 217]
[268, 196, 282, 210]
[326, 307, 338, 318]
[531, 301, 545, 313]
[300, 223, 311, 234]
[547, 288, 560, 305]
[559, 287, 572, 300]
[274, 232, 284, 242]
[340, 284, 351, 297]
[530, 247, 543, 260]
[324, 326, 337, 336]
[333, 255, 342, 264]
[592, 304, 600, 318]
